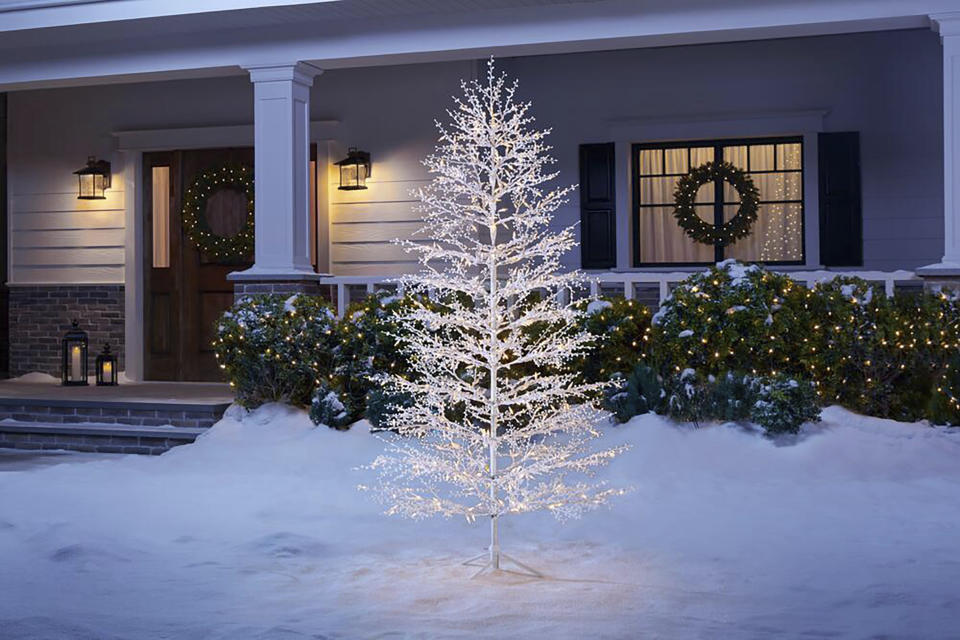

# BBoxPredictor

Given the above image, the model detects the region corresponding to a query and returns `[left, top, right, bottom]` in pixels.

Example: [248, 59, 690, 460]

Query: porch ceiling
[0, 0, 954, 91]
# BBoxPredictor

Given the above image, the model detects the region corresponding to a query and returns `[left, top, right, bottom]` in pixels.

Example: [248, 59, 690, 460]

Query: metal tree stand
[462, 514, 544, 579]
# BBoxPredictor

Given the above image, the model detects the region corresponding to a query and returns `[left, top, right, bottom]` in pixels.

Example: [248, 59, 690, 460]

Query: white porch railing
[320, 269, 921, 317]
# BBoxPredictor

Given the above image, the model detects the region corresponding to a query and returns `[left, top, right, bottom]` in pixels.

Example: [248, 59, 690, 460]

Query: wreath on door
[181, 163, 255, 260]
[672, 160, 760, 247]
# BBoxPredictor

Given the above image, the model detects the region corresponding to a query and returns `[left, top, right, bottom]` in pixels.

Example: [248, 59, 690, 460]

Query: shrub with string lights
[214, 294, 337, 408]
[799, 278, 959, 421]
[572, 297, 653, 384]
[327, 291, 425, 425]
[650, 260, 810, 380]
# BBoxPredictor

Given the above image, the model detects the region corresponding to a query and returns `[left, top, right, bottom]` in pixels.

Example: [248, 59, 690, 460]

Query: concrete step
[0, 397, 230, 429]
[0, 420, 206, 455]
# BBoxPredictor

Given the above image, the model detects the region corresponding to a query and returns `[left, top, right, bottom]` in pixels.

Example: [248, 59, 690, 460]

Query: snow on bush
[749, 375, 821, 434]
[651, 259, 808, 379]
[214, 294, 337, 408]
[606, 365, 821, 435]
[309, 381, 355, 430]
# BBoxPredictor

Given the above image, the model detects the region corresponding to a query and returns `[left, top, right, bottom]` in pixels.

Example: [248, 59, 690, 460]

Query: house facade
[0, 0, 959, 382]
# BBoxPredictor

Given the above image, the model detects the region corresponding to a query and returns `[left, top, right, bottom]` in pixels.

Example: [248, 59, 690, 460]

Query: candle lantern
[61, 320, 89, 386]
[335, 147, 371, 190]
[95, 343, 119, 386]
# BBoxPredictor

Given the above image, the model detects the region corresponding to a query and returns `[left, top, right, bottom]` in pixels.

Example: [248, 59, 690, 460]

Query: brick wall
[9, 285, 124, 377]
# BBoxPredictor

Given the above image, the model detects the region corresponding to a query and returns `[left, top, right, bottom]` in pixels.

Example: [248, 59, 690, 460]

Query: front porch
[0, 378, 232, 454]
[2, 8, 960, 384]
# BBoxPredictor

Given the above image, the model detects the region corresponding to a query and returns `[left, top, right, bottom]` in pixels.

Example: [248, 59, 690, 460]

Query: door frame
[114, 121, 335, 381]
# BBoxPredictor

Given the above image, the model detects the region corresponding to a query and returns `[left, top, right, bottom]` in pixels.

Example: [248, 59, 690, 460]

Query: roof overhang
[0, 0, 953, 92]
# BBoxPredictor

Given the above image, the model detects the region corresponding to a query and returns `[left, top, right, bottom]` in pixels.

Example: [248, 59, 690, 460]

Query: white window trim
[603, 109, 828, 271]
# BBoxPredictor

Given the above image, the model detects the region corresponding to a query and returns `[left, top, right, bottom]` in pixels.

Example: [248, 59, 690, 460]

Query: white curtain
[637, 142, 803, 264]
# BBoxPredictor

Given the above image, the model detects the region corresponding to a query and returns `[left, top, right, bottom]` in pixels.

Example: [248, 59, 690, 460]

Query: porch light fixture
[74, 156, 111, 200]
[335, 147, 371, 190]
[61, 320, 89, 386]
[95, 343, 119, 386]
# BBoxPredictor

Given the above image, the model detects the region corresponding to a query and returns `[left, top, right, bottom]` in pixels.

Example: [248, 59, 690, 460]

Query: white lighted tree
[366, 60, 628, 576]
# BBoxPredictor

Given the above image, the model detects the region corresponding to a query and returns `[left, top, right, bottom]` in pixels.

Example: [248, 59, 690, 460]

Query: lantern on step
[74, 156, 111, 200]
[61, 320, 88, 386]
[95, 343, 119, 387]
[335, 147, 371, 190]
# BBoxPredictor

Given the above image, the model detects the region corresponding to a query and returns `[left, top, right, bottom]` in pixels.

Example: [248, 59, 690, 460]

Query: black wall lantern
[74, 156, 111, 200]
[335, 147, 371, 190]
[61, 320, 89, 386]
[95, 343, 119, 386]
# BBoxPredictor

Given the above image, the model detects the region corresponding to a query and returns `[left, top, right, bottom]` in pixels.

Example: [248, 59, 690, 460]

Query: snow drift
[1, 405, 959, 639]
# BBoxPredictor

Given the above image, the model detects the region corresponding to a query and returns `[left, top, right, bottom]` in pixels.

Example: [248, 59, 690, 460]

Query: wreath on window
[181, 163, 255, 260]
[673, 160, 760, 247]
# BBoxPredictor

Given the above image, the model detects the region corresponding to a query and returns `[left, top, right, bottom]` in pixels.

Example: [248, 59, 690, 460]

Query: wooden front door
[144, 148, 254, 381]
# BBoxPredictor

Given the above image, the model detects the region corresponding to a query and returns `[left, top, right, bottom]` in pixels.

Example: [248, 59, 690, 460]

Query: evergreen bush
[650, 260, 809, 380]
[309, 381, 355, 430]
[331, 291, 422, 423]
[366, 386, 415, 430]
[749, 375, 821, 435]
[215, 264, 960, 431]
[214, 294, 337, 408]
[603, 364, 664, 422]
[573, 298, 653, 383]
[799, 278, 959, 421]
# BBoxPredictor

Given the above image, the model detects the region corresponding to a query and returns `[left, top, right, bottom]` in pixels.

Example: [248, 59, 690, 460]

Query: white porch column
[921, 13, 960, 285]
[229, 62, 326, 293]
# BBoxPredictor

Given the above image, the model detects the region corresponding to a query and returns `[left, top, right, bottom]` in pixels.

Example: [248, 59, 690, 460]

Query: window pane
[723, 145, 748, 170]
[749, 144, 775, 171]
[690, 146, 713, 169]
[639, 176, 678, 205]
[639, 149, 662, 175]
[638, 206, 715, 264]
[664, 148, 688, 174]
[151, 166, 170, 269]
[777, 143, 802, 170]
[726, 203, 804, 263]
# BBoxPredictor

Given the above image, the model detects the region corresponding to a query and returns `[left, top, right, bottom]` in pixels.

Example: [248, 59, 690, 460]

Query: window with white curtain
[633, 137, 804, 266]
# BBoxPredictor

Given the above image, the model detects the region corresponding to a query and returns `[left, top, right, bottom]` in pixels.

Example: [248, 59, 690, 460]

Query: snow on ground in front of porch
[1, 405, 959, 639]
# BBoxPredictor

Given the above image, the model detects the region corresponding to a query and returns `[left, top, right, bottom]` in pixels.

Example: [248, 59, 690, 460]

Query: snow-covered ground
[1, 405, 959, 639]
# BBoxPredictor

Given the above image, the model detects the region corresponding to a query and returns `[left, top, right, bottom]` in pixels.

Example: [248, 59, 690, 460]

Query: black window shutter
[579, 143, 616, 269]
[818, 132, 862, 267]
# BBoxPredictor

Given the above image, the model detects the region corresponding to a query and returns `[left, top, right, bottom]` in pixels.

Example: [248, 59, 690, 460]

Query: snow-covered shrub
[610, 367, 820, 435]
[662, 370, 755, 425]
[309, 382, 355, 430]
[333, 291, 426, 422]
[573, 297, 653, 384]
[214, 294, 337, 408]
[651, 260, 809, 380]
[749, 375, 821, 435]
[799, 278, 957, 421]
[604, 364, 664, 423]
